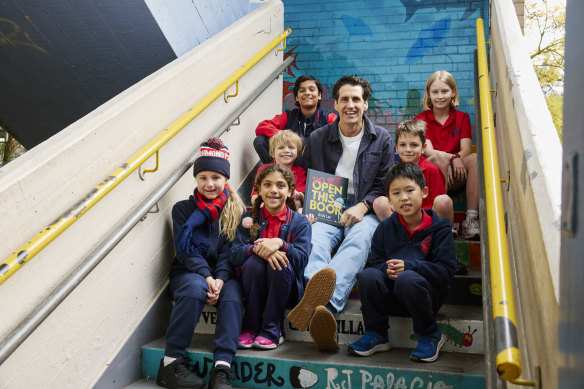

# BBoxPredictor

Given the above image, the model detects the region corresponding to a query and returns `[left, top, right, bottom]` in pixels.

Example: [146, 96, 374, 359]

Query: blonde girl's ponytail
[219, 184, 245, 241]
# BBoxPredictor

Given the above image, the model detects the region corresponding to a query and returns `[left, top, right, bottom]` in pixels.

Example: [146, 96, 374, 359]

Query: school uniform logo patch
[420, 236, 432, 254]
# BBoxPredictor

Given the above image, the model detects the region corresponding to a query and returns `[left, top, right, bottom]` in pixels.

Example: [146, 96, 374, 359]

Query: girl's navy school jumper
[231, 207, 311, 343]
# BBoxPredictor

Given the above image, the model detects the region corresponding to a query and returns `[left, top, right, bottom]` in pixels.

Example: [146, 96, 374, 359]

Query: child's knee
[357, 267, 384, 289]
[173, 276, 208, 301]
[464, 153, 478, 168]
[394, 270, 427, 294]
[433, 195, 453, 218]
[242, 255, 265, 273]
[373, 196, 392, 221]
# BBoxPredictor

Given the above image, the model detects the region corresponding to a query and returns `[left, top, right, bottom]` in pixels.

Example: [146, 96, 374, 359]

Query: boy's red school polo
[418, 156, 446, 209]
[398, 209, 433, 239]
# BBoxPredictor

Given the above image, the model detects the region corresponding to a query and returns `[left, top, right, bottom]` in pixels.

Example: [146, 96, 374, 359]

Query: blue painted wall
[282, 0, 489, 136]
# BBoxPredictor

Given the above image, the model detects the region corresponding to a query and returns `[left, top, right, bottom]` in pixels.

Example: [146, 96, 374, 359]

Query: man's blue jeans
[304, 212, 379, 313]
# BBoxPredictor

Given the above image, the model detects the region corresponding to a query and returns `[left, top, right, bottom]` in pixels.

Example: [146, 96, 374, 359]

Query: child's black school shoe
[287, 268, 336, 331]
[208, 364, 234, 389]
[156, 357, 205, 389]
[308, 305, 339, 351]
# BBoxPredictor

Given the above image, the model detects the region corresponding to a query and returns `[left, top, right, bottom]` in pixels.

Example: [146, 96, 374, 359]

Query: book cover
[303, 169, 349, 227]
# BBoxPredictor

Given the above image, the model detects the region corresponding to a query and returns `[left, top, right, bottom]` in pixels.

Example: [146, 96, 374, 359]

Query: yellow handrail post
[476, 18, 535, 386]
[0, 27, 292, 285]
[139, 150, 160, 180]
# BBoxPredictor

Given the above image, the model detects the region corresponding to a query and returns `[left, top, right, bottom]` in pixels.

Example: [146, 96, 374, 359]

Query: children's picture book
[303, 169, 349, 227]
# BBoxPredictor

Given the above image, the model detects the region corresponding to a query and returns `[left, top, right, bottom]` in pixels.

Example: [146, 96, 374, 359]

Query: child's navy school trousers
[240, 255, 294, 343]
[357, 267, 447, 337]
[165, 272, 243, 363]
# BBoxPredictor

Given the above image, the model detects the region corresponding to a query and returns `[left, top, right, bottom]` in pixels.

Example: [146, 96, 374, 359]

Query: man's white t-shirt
[335, 126, 364, 196]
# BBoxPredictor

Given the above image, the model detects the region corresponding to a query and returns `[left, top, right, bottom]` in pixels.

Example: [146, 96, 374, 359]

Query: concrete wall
[0, 1, 284, 388]
[144, 0, 260, 57]
[489, 0, 561, 387]
[282, 0, 488, 136]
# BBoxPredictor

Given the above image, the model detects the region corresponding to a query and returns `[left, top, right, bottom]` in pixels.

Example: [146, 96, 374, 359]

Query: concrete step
[125, 378, 244, 389]
[194, 299, 484, 354]
[141, 334, 485, 389]
[445, 268, 482, 306]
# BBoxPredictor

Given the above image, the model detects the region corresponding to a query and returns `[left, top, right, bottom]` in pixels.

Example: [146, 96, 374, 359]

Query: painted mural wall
[281, 0, 488, 138]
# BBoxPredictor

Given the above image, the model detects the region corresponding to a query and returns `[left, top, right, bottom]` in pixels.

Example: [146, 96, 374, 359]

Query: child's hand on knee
[265, 251, 289, 271]
[253, 238, 281, 258]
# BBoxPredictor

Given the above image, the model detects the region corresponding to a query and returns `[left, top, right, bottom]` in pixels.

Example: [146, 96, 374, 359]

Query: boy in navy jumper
[348, 162, 456, 362]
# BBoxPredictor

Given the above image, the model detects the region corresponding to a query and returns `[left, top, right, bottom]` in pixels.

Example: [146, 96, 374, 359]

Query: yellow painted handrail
[476, 18, 534, 386]
[0, 27, 292, 285]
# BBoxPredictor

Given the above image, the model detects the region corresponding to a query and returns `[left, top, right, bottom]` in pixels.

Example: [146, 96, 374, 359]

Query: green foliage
[546, 95, 563, 141]
[0, 128, 27, 167]
[526, 1, 565, 93]
[525, 0, 565, 140]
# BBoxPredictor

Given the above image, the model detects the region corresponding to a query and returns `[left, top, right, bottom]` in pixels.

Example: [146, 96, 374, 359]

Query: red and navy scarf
[174, 186, 229, 256]
[193, 186, 229, 222]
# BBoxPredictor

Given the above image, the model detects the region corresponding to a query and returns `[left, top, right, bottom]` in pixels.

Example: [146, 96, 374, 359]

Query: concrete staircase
[125, 174, 486, 388]
[126, 232, 485, 389]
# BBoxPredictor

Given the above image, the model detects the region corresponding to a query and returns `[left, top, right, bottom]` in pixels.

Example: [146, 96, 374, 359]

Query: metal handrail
[0, 55, 294, 365]
[475, 18, 535, 387]
[0, 27, 292, 286]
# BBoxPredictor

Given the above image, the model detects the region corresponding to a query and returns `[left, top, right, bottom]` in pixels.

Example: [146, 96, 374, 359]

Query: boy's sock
[466, 209, 478, 219]
[214, 360, 230, 368]
[163, 355, 177, 366]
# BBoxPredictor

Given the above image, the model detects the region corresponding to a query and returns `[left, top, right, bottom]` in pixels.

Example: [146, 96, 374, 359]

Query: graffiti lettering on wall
[326, 367, 455, 389]
[190, 357, 287, 387]
[183, 349, 484, 388]
[0, 17, 48, 54]
[202, 311, 217, 325]
[287, 318, 364, 336]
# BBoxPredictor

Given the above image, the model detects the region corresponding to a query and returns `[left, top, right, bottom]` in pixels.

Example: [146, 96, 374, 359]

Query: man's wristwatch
[362, 200, 371, 211]
[449, 153, 461, 165]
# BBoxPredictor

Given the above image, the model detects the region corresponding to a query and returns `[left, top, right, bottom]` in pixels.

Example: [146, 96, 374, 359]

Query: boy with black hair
[253, 74, 337, 164]
[348, 162, 456, 362]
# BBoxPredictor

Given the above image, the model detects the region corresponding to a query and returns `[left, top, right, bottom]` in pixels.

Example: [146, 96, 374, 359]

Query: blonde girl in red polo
[415, 70, 480, 240]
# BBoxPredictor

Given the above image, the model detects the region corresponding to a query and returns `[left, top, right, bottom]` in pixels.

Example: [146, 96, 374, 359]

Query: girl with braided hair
[231, 164, 312, 349]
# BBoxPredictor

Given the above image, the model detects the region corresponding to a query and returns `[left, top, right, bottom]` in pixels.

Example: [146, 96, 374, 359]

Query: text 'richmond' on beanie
[192, 137, 230, 179]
